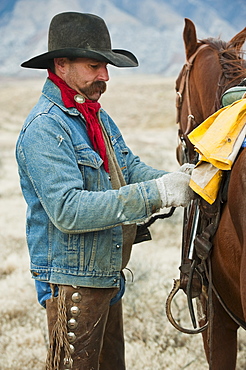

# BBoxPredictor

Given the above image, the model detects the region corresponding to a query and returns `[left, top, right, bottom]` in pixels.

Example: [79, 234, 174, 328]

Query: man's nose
[98, 66, 109, 81]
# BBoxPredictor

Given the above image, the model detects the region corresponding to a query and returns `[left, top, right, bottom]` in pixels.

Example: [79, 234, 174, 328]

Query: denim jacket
[16, 78, 166, 289]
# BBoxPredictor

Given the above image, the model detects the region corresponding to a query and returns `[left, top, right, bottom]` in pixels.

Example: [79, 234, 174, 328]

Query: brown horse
[175, 19, 246, 369]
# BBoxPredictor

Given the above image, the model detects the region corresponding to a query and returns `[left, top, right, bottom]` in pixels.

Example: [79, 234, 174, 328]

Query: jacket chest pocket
[75, 144, 105, 191]
[111, 138, 129, 182]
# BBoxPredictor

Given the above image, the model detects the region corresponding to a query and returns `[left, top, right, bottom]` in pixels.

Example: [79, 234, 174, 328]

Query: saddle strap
[212, 280, 246, 330]
[205, 260, 246, 331]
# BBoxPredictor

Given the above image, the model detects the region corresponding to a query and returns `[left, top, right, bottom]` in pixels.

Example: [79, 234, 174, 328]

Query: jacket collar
[42, 78, 80, 116]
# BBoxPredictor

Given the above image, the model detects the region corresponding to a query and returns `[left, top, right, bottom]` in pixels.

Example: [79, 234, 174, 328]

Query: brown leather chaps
[45, 285, 125, 370]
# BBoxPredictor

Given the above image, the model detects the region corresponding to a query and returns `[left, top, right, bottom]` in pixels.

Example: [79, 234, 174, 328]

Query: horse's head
[176, 18, 246, 164]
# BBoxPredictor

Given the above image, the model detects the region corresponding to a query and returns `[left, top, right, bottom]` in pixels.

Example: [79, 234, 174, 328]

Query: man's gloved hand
[178, 163, 195, 175]
[156, 163, 195, 208]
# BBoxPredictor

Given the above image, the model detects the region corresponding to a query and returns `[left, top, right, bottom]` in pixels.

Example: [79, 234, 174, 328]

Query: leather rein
[166, 44, 211, 334]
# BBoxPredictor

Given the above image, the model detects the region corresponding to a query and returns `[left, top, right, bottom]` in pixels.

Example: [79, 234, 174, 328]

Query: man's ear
[54, 58, 67, 75]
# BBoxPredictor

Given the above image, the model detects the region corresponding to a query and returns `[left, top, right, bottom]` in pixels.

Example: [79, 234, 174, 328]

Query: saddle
[179, 170, 230, 300]
[221, 84, 246, 106]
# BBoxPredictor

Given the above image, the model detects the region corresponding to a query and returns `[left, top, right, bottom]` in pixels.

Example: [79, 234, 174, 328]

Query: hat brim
[21, 48, 138, 69]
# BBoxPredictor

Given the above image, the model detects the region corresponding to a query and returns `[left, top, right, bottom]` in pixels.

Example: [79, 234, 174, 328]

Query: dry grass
[0, 75, 245, 369]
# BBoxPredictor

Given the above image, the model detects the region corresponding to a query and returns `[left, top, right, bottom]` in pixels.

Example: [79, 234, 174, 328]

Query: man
[16, 12, 194, 370]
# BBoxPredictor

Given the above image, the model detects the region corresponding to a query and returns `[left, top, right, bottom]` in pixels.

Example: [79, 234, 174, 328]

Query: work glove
[178, 163, 195, 175]
[156, 163, 195, 208]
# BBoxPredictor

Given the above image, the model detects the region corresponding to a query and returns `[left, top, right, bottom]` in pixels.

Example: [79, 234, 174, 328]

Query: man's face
[55, 57, 109, 101]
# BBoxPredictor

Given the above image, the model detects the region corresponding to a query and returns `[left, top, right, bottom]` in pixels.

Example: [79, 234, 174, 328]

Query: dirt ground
[0, 75, 245, 369]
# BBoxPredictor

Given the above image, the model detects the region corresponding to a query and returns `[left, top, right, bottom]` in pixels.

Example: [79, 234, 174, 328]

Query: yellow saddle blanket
[188, 99, 246, 204]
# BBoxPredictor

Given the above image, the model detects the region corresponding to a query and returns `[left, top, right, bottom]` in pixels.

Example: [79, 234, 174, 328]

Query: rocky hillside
[0, 0, 245, 77]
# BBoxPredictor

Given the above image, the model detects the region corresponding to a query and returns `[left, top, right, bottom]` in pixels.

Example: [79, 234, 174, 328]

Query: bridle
[176, 44, 209, 163]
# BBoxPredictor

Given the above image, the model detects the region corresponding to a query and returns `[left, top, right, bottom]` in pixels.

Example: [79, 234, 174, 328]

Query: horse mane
[200, 37, 246, 109]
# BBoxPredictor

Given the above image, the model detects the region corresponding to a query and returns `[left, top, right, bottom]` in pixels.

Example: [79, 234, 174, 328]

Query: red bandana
[48, 70, 109, 173]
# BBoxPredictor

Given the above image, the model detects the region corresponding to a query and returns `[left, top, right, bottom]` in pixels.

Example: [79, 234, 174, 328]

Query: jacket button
[116, 244, 121, 249]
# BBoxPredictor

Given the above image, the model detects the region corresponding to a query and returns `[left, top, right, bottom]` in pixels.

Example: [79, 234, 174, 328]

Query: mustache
[80, 81, 107, 96]
[92, 81, 107, 94]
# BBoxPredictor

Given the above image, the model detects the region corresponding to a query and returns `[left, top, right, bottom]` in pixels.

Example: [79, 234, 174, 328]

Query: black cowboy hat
[21, 12, 138, 69]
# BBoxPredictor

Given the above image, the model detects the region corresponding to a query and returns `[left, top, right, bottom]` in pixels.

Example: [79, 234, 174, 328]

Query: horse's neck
[192, 51, 222, 122]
